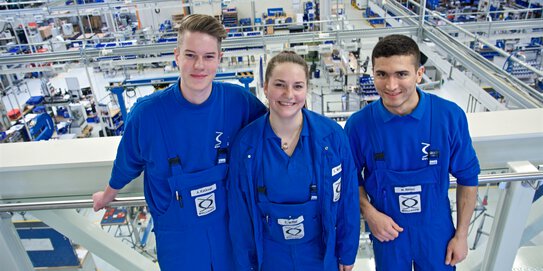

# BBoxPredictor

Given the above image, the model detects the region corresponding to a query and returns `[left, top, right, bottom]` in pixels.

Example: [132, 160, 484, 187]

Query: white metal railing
[0, 171, 541, 212]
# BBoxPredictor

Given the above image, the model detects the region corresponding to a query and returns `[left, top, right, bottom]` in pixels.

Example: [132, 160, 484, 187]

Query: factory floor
[4, 4, 542, 271]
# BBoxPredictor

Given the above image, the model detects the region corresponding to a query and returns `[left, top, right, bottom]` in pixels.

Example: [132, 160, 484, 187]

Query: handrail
[0, 197, 146, 212]
[450, 171, 543, 187]
[0, 172, 541, 212]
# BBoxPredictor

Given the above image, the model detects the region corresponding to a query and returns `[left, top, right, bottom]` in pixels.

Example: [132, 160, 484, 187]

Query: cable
[125, 88, 136, 98]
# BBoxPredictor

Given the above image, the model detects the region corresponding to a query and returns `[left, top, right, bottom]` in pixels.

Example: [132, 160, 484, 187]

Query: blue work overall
[153, 95, 234, 271]
[256, 167, 324, 271]
[365, 96, 455, 271]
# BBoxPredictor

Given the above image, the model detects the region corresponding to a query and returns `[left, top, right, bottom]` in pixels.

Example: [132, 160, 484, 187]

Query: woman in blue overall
[228, 51, 360, 271]
[345, 35, 480, 270]
[92, 15, 267, 270]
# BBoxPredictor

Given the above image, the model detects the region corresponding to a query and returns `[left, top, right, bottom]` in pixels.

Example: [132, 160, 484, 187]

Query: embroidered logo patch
[278, 215, 305, 240]
[195, 193, 216, 216]
[333, 178, 341, 202]
[399, 194, 421, 213]
[282, 224, 305, 240]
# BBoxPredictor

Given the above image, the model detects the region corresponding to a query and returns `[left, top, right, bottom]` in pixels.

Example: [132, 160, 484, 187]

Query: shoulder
[217, 82, 248, 96]
[234, 114, 267, 144]
[217, 82, 260, 103]
[130, 86, 173, 114]
[304, 110, 348, 147]
[217, 81, 245, 91]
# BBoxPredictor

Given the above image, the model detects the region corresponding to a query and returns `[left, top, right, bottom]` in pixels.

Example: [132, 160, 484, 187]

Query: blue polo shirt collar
[264, 112, 310, 140]
[377, 88, 426, 123]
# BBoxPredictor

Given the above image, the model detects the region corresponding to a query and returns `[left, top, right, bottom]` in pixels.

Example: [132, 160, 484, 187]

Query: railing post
[0, 212, 34, 271]
[481, 161, 539, 271]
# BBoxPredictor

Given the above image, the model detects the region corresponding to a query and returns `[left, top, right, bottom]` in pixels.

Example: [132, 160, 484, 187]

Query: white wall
[192, 1, 222, 16]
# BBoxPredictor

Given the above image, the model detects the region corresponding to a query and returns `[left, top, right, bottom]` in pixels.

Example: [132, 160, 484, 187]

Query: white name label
[190, 184, 217, 197]
[394, 185, 422, 193]
[332, 164, 342, 176]
[278, 215, 304, 226]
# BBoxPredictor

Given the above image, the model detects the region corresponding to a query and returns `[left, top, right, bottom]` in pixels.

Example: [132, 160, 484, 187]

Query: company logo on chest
[215, 131, 224, 148]
[421, 142, 430, 161]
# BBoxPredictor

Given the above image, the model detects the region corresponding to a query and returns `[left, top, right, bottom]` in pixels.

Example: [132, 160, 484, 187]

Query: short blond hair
[177, 14, 227, 51]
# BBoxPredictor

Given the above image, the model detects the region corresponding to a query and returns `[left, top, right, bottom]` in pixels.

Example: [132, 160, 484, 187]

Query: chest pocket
[378, 166, 441, 225]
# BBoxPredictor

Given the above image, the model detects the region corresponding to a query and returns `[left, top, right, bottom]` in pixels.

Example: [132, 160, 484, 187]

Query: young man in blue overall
[345, 34, 480, 270]
[92, 14, 267, 270]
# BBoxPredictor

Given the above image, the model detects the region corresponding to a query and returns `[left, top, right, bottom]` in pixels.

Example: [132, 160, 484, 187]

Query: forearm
[359, 186, 377, 218]
[102, 185, 120, 203]
[455, 185, 477, 237]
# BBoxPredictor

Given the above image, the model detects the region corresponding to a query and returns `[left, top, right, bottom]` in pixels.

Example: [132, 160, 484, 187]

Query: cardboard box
[39, 25, 52, 39]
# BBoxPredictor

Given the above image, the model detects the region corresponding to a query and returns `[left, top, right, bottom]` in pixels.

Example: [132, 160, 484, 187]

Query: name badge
[394, 185, 422, 193]
[332, 164, 342, 176]
[190, 184, 217, 197]
[278, 215, 304, 226]
[333, 178, 341, 202]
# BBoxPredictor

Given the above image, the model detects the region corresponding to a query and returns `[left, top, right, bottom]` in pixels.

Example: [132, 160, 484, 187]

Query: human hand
[365, 209, 403, 242]
[339, 264, 354, 271]
[92, 191, 110, 212]
[445, 234, 468, 266]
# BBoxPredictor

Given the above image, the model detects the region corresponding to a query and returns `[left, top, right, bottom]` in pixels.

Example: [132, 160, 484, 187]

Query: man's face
[174, 31, 222, 96]
[372, 54, 424, 116]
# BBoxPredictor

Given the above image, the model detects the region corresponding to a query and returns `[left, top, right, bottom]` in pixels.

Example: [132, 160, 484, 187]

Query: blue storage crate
[26, 96, 45, 105]
[32, 105, 46, 114]
[359, 75, 378, 96]
[268, 7, 284, 17]
[239, 18, 251, 25]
